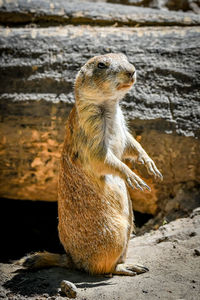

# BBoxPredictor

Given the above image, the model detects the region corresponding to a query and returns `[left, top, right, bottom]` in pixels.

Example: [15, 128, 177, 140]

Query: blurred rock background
[0, 0, 200, 260]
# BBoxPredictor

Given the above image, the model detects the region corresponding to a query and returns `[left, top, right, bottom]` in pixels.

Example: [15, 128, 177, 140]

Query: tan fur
[19, 53, 162, 275]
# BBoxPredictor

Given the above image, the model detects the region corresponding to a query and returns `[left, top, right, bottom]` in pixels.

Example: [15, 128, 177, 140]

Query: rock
[149, 0, 200, 14]
[0, 25, 199, 216]
[0, 1, 199, 216]
[107, 0, 200, 14]
[190, 207, 200, 218]
[0, 0, 200, 26]
[60, 280, 77, 298]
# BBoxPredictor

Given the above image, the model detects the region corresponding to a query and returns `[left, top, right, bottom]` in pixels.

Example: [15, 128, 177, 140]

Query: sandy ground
[0, 208, 200, 300]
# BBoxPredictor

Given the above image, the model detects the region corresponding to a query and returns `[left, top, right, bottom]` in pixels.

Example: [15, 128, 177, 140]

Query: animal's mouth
[117, 79, 135, 90]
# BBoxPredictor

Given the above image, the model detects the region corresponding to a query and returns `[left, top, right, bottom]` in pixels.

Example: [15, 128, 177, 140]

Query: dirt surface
[1, 208, 200, 300]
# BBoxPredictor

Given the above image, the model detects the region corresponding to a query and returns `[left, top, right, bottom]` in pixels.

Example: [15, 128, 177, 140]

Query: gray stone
[108, 0, 200, 14]
[0, 26, 199, 136]
[0, 0, 200, 26]
[60, 280, 77, 298]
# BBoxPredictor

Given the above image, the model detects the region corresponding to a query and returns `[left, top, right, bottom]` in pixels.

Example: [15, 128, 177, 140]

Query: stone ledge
[0, 26, 199, 137]
[0, 0, 200, 26]
[0, 25, 199, 211]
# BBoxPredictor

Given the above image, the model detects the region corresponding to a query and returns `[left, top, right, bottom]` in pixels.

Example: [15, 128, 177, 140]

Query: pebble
[60, 280, 78, 298]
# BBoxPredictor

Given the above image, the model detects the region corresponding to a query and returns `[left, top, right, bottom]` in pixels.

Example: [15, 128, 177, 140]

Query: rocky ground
[1, 208, 200, 300]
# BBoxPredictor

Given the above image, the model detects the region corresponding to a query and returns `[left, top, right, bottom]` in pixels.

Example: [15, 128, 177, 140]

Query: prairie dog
[20, 53, 162, 275]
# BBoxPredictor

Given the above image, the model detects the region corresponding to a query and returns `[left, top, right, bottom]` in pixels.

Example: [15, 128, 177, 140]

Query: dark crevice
[134, 210, 153, 228]
[0, 199, 65, 263]
[0, 13, 198, 28]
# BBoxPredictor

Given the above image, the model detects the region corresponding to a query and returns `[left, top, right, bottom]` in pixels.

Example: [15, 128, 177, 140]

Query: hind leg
[114, 231, 149, 276]
[117, 227, 130, 264]
[118, 194, 134, 264]
[114, 197, 149, 276]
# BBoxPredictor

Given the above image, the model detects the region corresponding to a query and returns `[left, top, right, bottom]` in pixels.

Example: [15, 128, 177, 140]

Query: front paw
[138, 154, 163, 180]
[126, 171, 151, 191]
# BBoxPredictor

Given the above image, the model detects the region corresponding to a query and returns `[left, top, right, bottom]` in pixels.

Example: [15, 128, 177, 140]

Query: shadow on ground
[3, 266, 112, 297]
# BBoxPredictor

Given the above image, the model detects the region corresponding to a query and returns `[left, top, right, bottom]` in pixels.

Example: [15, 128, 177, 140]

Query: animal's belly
[58, 161, 130, 255]
[104, 174, 130, 218]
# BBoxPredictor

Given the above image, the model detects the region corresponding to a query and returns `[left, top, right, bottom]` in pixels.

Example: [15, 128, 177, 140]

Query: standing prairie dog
[20, 53, 162, 275]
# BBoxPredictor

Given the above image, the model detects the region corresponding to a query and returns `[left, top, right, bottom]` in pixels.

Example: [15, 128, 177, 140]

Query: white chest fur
[103, 103, 130, 217]
[104, 103, 127, 159]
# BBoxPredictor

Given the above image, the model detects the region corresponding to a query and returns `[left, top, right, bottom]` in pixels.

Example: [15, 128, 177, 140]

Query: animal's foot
[113, 263, 149, 276]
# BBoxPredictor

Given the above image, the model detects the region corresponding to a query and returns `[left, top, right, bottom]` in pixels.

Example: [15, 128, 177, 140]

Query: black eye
[97, 62, 107, 69]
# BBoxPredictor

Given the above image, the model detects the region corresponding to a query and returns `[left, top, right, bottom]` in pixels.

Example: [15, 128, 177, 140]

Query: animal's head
[75, 53, 136, 104]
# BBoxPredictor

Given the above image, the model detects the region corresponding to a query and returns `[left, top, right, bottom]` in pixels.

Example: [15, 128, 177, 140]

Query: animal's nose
[126, 70, 135, 78]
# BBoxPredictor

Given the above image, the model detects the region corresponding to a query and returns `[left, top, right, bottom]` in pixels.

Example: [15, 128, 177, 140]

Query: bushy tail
[17, 251, 73, 269]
